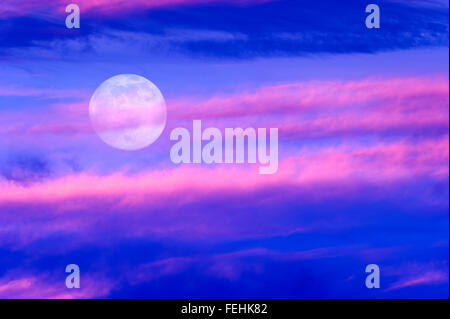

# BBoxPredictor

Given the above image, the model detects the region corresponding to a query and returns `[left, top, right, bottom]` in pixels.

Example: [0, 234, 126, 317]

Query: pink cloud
[279, 106, 448, 140]
[387, 271, 449, 291]
[1, 76, 447, 142]
[384, 261, 449, 291]
[0, 75, 447, 249]
[169, 76, 449, 120]
[0, 136, 447, 248]
[0, 0, 273, 18]
[0, 273, 114, 299]
[1, 137, 447, 205]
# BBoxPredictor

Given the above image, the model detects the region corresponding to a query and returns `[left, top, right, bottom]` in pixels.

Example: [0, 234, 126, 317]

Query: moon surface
[89, 74, 167, 151]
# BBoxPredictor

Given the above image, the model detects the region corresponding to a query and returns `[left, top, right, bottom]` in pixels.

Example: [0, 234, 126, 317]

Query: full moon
[89, 74, 167, 151]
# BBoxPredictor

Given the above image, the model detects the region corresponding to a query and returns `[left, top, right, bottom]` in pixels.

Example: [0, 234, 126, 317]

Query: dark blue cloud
[0, 0, 448, 59]
[0, 183, 447, 297]
[0, 154, 51, 183]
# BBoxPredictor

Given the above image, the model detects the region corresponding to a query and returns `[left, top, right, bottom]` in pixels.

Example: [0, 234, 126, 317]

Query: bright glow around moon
[89, 74, 167, 151]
